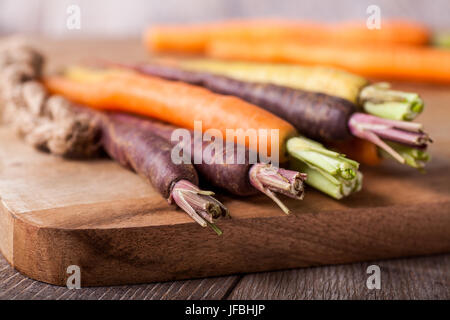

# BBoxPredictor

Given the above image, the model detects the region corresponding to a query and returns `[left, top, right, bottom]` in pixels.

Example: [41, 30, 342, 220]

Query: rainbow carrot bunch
[44, 66, 363, 200]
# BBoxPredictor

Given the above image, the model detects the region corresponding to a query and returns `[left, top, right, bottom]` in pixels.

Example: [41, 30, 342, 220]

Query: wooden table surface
[0, 38, 449, 299]
[0, 252, 448, 299]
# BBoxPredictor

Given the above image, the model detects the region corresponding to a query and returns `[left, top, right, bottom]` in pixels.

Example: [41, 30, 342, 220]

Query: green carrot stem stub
[286, 136, 362, 199]
[360, 83, 424, 121]
[380, 142, 431, 171]
[432, 32, 450, 48]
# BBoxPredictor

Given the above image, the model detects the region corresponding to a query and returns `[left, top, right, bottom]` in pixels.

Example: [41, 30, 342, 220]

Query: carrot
[176, 59, 424, 121]
[206, 40, 450, 84]
[175, 58, 367, 104]
[146, 19, 327, 54]
[110, 113, 307, 214]
[98, 112, 228, 233]
[44, 67, 294, 162]
[145, 19, 430, 54]
[44, 66, 362, 199]
[134, 63, 431, 170]
[331, 20, 430, 46]
[137, 63, 356, 142]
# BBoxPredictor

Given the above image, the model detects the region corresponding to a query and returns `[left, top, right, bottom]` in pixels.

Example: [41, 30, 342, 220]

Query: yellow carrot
[178, 59, 367, 104]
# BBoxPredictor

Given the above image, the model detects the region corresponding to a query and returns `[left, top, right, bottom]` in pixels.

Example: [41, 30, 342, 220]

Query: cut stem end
[249, 163, 307, 214]
[348, 113, 432, 167]
[170, 180, 228, 234]
[360, 83, 424, 121]
[286, 136, 362, 199]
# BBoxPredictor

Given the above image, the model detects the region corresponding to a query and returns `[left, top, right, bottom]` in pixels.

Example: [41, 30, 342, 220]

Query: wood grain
[1, 252, 448, 299]
[228, 255, 450, 300]
[0, 39, 449, 287]
[0, 253, 239, 300]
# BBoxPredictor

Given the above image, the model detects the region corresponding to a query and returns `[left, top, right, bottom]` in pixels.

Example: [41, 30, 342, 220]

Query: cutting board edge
[2, 199, 449, 287]
[0, 201, 15, 268]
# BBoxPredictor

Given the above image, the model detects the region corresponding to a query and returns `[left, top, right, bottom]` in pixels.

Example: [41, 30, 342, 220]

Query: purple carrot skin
[109, 112, 307, 214]
[98, 113, 228, 231]
[133, 63, 432, 165]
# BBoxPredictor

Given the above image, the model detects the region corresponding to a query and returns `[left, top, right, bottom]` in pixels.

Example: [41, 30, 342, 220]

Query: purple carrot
[98, 113, 228, 233]
[109, 112, 307, 214]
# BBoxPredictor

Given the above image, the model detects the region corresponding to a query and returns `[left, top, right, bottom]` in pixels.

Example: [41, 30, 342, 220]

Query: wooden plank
[228, 254, 450, 300]
[0, 39, 449, 287]
[0, 253, 239, 300]
[1, 251, 448, 300]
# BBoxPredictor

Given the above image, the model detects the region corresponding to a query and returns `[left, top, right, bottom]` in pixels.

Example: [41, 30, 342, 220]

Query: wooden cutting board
[0, 39, 449, 286]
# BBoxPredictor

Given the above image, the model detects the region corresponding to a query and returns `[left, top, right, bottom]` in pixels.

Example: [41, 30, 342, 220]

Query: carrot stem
[286, 136, 361, 199]
[348, 113, 431, 167]
[249, 163, 307, 214]
[380, 142, 430, 170]
[359, 83, 424, 121]
[433, 32, 450, 48]
[170, 179, 228, 234]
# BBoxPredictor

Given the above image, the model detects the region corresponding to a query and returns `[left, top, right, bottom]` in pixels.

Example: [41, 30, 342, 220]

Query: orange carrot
[145, 19, 324, 54]
[330, 20, 429, 46]
[206, 40, 450, 83]
[145, 19, 430, 54]
[43, 67, 296, 161]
